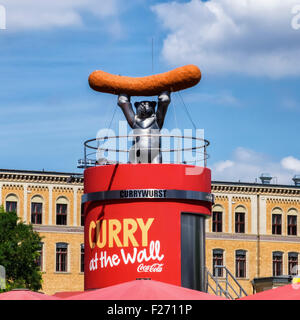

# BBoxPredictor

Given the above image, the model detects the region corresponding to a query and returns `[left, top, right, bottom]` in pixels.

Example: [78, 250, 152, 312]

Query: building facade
[207, 180, 300, 295]
[1, 169, 300, 295]
[0, 169, 84, 295]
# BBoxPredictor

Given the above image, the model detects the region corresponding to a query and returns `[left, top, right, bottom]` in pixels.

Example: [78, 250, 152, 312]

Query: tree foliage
[0, 206, 43, 292]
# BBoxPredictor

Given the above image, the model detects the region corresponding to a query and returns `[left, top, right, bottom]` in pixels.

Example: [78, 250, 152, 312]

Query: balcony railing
[78, 132, 209, 169]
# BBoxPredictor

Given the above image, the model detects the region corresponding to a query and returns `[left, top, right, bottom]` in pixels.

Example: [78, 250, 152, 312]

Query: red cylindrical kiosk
[83, 163, 212, 291]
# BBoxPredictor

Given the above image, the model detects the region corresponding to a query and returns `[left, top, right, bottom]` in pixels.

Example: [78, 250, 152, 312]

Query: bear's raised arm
[117, 94, 135, 129]
[156, 91, 171, 129]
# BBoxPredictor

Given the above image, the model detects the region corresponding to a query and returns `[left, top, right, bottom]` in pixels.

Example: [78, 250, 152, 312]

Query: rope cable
[177, 91, 197, 130]
[99, 103, 118, 155]
[172, 98, 179, 130]
[107, 103, 118, 134]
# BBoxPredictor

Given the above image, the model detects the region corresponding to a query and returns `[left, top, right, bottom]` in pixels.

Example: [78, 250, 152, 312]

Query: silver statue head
[134, 101, 156, 119]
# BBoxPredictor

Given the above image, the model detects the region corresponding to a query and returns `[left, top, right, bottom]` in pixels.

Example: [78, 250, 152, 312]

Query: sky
[0, 0, 300, 184]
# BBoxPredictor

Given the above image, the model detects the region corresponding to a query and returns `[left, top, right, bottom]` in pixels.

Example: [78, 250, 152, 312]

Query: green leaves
[0, 206, 43, 292]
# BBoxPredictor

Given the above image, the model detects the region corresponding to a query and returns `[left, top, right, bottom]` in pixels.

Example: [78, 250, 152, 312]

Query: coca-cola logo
[137, 263, 164, 273]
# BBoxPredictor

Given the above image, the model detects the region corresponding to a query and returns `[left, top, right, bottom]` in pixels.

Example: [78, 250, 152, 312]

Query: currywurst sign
[82, 189, 213, 203]
[120, 189, 167, 199]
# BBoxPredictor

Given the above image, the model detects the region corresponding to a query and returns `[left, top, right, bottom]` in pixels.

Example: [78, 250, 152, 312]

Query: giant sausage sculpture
[88, 64, 201, 96]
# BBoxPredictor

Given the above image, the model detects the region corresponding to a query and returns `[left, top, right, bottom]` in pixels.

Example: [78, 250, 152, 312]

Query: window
[31, 196, 43, 224]
[81, 244, 84, 273]
[235, 210, 245, 233]
[213, 249, 224, 277]
[212, 211, 222, 232]
[236, 250, 246, 278]
[6, 201, 17, 213]
[5, 194, 18, 213]
[36, 243, 43, 270]
[272, 214, 282, 235]
[56, 204, 67, 225]
[235, 212, 245, 233]
[56, 243, 68, 272]
[81, 205, 84, 227]
[56, 197, 68, 225]
[287, 210, 298, 236]
[273, 252, 283, 276]
[287, 215, 297, 236]
[288, 252, 298, 276]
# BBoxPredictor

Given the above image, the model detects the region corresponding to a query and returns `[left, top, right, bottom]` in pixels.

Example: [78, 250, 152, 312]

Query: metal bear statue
[117, 92, 171, 163]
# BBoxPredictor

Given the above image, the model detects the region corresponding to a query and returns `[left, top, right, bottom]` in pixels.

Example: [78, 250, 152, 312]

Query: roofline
[0, 169, 299, 189]
[0, 168, 81, 176]
[0, 168, 83, 184]
[212, 180, 300, 189]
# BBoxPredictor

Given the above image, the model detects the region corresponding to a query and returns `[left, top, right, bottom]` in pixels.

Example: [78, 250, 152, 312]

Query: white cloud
[211, 147, 300, 184]
[1, 0, 122, 34]
[214, 160, 234, 172]
[281, 156, 300, 171]
[152, 0, 300, 78]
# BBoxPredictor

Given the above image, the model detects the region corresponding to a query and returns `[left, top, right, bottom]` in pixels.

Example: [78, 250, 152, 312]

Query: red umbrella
[239, 283, 300, 300]
[67, 280, 227, 300]
[0, 288, 61, 300]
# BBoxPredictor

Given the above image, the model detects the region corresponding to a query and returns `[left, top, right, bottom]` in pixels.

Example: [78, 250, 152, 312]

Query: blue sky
[1, 0, 300, 184]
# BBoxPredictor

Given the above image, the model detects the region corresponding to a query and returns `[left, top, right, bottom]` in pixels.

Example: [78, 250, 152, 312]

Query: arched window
[5, 194, 18, 213]
[31, 195, 43, 225]
[272, 251, 283, 276]
[212, 205, 223, 232]
[56, 243, 68, 272]
[56, 197, 68, 226]
[287, 208, 298, 236]
[272, 208, 283, 235]
[235, 206, 246, 234]
[235, 250, 247, 278]
[212, 249, 224, 277]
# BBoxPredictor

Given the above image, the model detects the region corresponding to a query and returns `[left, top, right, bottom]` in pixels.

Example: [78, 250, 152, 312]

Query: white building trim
[48, 185, 53, 225]
[73, 187, 78, 227]
[250, 195, 257, 234]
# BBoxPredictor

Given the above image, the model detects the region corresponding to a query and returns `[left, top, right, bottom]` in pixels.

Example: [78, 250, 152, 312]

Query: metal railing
[78, 133, 210, 168]
[206, 268, 229, 299]
[206, 266, 248, 300]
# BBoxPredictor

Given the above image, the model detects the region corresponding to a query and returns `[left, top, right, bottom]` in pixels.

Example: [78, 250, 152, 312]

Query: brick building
[207, 179, 300, 295]
[0, 169, 300, 295]
[0, 169, 84, 295]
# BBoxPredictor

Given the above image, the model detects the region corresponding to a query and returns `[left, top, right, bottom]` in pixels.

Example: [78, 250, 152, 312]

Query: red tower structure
[82, 65, 212, 292]
[82, 135, 212, 291]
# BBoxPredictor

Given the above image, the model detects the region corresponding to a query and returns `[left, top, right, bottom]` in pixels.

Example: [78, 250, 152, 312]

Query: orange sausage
[88, 64, 201, 96]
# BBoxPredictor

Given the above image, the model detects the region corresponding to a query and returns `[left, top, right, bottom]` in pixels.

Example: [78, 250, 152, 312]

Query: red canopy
[67, 280, 227, 300]
[239, 283, 300, 300]
[0, 289, 61, 300]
